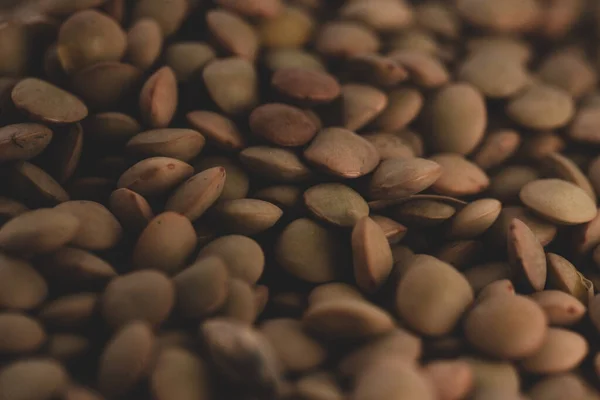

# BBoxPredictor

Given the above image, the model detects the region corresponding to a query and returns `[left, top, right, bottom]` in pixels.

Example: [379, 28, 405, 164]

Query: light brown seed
[173, 256, 230, 318]
[81, 112, 141, 143]
[207, 9, 259, 60]
[70, 62, 142, 110]
[473, 129, 521, 170]
[529, 373, 589, 400]
[341, 84, 388, 131]
[186, 110, 245, 151]
[0, 253, 47, 310]
[42, 247, 117, 290]
[294, 371, 344, 400]
[275, 218, 344, 283]
[507, 218, 547, 292]
[214, 198, 283, 235]
[429, 83, 487, 155]
[220, 278, 257, 324]
[304, 183, 369, 228]
[39, 293, 98, 330]
[520, 179, 597, 225]
[249, 103, 317, 147]
[165, 167, 226, 221]
[197, 235, 264, 284]
[12, 78, 88, 124]
[374, 88, 423, 132]
[538, 48, 597, 98]
[463, 357, 520, 397]
[260, 318, 326, 373]
[132, 0, 188, 36]
[203, 57, 258, 115]
[339, 0, 413, 31]
[36, 122, 83, 184]
[396, 255, 474, 336]
[271, 67, 340, 105]
[109, 188, 154, 232]
[117, 157, 194, 197]
[150, 347, 214, 400]
[547, 253, 590, 304]
[217, 0, 282, 19]
[165, 42, 216, 82]
[47, 334, 89, 361]
[98, 321, 156, 398]
[464, 262, 511, 294]
[55, 200, 123, 251]
[389, 50, 450, 88]
[415, 1, 460, 38]
[352, 216, 393, 293]
[424, 360, 474, 400]
[520, 328, 588, 374]
[259, 6, 314, 49]
[240, 146, 313, 182]
[506, 84, 575, 130]
[195, 157, 249, 201]
[0, 208, 79, 254]
[126, 18, 163, 70]
[0, 359, 68, 400]
[8, 162, 70, 207]
[316, 21, 380, 58]
[304, 298, 396, 339]
[369, 157, 442, 200]
[456, 0, 541, 32]
[264, 48, 324, 72]
[542, 152, 596, 200]
[132, 212, 197, 274]
[489, 166, 540, 203]
[304, 127, 380, 178]
[57, 10, 126, 73]
[126, 129, 205, 162]
[530, 290, 586, 326]
[430, 154, 490, 196]
[464, 294, 548, 359]
[102, 270, 175, 329]
[308, 283, 364, 306]
[449, 199, 502, 239]
[0, 123, 52, 162]
[139, 66, 178, 128]
[0, 313, 46, 354]
[393, 199, 456, 227]
[345, 53, 408, 87]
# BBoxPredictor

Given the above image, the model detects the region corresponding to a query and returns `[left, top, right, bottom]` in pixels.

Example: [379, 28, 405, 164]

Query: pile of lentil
[3, 0, 600, 399]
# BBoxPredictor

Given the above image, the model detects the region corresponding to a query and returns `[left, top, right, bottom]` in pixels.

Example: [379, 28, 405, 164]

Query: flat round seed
[203, 57, 258, 116]
[186, 110, 245, 151]
[362, 132, 415, 160]
[57, 10, 126, 73]
[529, 374, 589, 400]
[456, 0, 540, 32]
[117, 157, 194, 197]
[206, 9, 259, 60]
[530, 290, 586, 326]
[520, 328, 588, 374]
[542, 152, 596, 201]
[173, 256, 229, 318]
[352, 216, 393, 293]
[42, 247, 117, 290]
[200, 318, 281, 391]
[303, 298, 396, 339]
[126, 129, 205, 162]
[259, 6, 314, 49]
[109, 188, 154, 232]
[0, 313, 46, 354]
[304, 183, 369, 227]
[197, 235, 264, 284]
[166, 41, 216, 82]
[430, 154, 490, 196]
[415, 1, 460, 38]
[0, 123, 52, 162]
[150, 347, 213, 400]
[0, 208, 79, 254]
[55, 200, 123, 251]
[345, 53, 408, 87]
[240, 146, 313, 182]
[213, 199, 283, 235]
[507, 84, 575, 130]
[458, 50, 529, 98]
[0, 253, 46, 310]
[132, 0, 188, 36]
[473, 130, 521, 170]
[275, 218, 345, 283]
[393, 199, 456, 227]
[8, 162, 70, 207]
[396, 255, 474, 336]
[35, 123, 83, 184]
[429, 83, 487, 155]
[464, 262, 511, 294]
[308, 283, 364, 306]
[271, 68, 341, 105]
[264, 49, 324, 72]
[126, 18, 163, 70]
[260, 318, 326, 373]
[38, 293, 98, 330]
[82, 112, 141, 143]
[139, 66, 178, 128]
[165, 167, 226, 221]
[12, 78, 88, 124]
[425, 360, 474, 400]
[489, 206, 558, 249]
[315, 21, 380, 58]
[220, 278, 256, 324]
[489, 165, 540, 203]
[508, 218, 547, 292]
[102, 270, 175, 329]
[464, 294, 547, 359]
[195, 157, 248, 201]
[569, 106, 600, 144]
[462, 358, 520, 396]
[340, 0, 413, 31]
[98, 321, 156, 398]
[249, 103, 318, 147]
[216, 0, 282, 19]
[449, 199, 502, 239]
[132, 212, 197, 274]
[371, 215, 407, 244]
[520, 179, 597, 225]
[374, 88, 423, 131]
[70, 62, 142, 111]
[369, 157, 442, 200]
[547, 253, 590, 304]
[254, 185, 302, 210]
[538, 49, 597, 98]
[341, 84, 388, 131]
[0, 197, 28, 225]
[294, 372, 343, 400]
[0, 359, 68, 400]
[389, 50, 450, 88]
